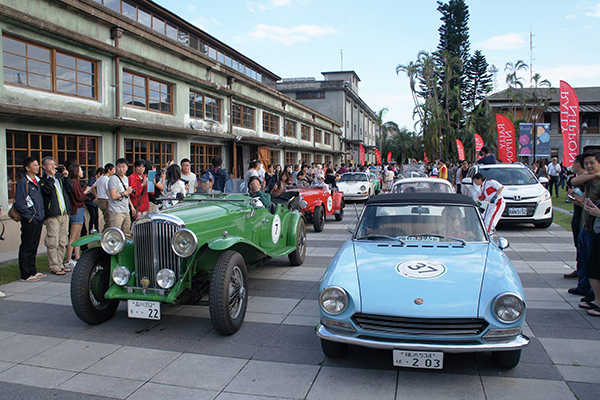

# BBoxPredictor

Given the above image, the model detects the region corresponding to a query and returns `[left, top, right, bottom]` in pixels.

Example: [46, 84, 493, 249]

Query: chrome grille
[133, 219, 182, 288]
[352, 314, 488, 336]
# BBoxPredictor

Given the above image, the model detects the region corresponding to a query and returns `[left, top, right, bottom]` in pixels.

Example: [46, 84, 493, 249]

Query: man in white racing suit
[473, 172, 505, 234]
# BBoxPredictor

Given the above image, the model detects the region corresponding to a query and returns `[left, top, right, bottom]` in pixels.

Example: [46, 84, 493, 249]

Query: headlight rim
[112, 266, 131, 286]
[171, 228, 198, 258]
[156, 268, 176, 289]
[101, 227, 126, 255]
[493, 292, 525, 323]
[359, 185, 367, 191]
[319, 285, 349, 316]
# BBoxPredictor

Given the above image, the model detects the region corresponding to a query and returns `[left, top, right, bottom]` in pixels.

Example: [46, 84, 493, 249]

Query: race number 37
[396, 260, 447, 280]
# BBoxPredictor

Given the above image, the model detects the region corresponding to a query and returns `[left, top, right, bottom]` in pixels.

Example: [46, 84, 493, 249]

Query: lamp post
[439, 135, 444, 161]
[531, 113, 539, 164]
[581, 120, 588, 154]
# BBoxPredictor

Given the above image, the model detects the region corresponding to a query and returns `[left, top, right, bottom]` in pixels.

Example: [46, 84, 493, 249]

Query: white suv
[462, 163, 553, 229]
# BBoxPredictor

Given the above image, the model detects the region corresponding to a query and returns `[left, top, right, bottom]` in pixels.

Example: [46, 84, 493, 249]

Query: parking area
[0, 205, 599, 400]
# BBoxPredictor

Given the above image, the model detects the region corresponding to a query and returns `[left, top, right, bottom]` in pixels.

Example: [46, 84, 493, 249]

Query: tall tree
[464, 50, 493, 111]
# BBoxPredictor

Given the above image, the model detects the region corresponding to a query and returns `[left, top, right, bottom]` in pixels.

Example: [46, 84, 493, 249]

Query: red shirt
[129, 173, 149, 212]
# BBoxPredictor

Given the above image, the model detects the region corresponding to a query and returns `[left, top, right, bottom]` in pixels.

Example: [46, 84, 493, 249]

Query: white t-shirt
[244, 169, 258, 183]
[547, 163, 560, 177]
[108, 175, 129, 213]
[94, 175, 110, 199]
[181, 172, 197, 194]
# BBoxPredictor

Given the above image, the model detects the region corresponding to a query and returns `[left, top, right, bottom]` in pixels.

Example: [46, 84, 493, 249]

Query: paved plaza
[0, 205, 599, 400]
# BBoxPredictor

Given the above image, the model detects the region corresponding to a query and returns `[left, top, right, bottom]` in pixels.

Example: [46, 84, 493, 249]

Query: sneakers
[63, 259, 77, 272]
[0, 290, 6, 298]
[563, 270, 578, 279]
[568, 287, 593, 296]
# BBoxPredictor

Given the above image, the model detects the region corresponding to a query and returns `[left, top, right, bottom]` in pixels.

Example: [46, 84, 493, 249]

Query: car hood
[502, 184, 544, 200]
[353, 242, 489, 318]
[338, 181, 367, 188]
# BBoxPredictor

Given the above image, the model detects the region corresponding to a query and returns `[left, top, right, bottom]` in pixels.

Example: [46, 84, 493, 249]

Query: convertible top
[366, 193, 477, 206]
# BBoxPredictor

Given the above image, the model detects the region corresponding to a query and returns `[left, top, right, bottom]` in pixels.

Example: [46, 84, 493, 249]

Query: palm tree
[504, 60, 528, 119]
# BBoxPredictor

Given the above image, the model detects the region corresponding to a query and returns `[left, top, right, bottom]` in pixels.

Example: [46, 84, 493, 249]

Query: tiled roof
[487, 87, 600, 104]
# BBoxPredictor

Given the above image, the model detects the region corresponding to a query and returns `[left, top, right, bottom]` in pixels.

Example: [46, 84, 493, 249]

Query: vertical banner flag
[496, 114, 516, 163]
[518, 123, 551, 157]
[375, 149, 382, 165]
[474, 134, 484, 155]
[387, 152, 392, 163]
[424, 152, 429, 163]
[359, 145, 365, 166]
[456, 139, 465, 161]
[560, 81, 579, 168]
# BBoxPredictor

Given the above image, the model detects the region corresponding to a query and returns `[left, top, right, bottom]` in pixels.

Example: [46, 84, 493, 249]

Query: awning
[546, 105, 600, 113]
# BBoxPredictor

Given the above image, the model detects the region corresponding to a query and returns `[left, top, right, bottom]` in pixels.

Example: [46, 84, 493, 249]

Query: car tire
[321, 339, 348, 358]
[335, 200, 345, 221]
[313, 206, 325, 232]
[70, 248, 119, 325]
[533, 215, 553, 229]
[209, 250, 248, 335]
[288, 219, 306, 266]
[492, 349, 521, 369]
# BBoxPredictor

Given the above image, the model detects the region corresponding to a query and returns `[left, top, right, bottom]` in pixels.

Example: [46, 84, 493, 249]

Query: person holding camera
[128, 159, 149, 220]
[40, 156, 74, 275]
[14, 157, 46, 282]
[108, 158, 134, 237]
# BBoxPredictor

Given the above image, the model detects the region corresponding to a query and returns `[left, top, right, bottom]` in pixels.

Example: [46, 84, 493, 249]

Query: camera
[56, 166, 65, 173]
[131, 189, 137, 195]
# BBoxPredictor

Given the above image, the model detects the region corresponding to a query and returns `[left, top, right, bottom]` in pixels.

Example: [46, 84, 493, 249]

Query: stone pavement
[0, 205, 599, 400]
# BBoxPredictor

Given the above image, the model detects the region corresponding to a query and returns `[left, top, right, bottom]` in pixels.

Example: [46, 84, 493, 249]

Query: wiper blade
[355, 234, 405, 244]
[421, 233, 466, 245]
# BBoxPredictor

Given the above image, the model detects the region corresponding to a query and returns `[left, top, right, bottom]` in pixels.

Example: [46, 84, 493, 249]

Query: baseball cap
[199, 172, 214, 182]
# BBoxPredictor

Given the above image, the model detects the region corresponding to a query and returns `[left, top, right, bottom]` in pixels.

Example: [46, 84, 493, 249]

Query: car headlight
[493, 293, 525, 323]
[360, 185, 367, 191]
[112, 266, 130, 286]
[540, 191, 551, 201]
[171, 228, 198, 258]
[157, 269, 176, 289]
[101, 227, 126, 255]
[319, 286, 348, 315]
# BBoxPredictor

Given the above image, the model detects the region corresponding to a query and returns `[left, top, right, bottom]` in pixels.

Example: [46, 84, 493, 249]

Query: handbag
[8, 178, 31, 222]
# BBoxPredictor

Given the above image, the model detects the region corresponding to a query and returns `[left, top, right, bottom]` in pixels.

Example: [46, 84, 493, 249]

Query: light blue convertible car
[316, 193, 529, 369]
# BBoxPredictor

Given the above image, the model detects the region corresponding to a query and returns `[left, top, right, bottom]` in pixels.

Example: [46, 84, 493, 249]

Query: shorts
[70, 206, 85, 224]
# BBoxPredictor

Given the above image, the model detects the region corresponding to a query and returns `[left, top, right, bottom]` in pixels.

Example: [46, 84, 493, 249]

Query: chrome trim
[133, 213, 185, 228]
[493, 292, 525, 323]
[351, 314, 488, 336]
[315, 324, 530, 353]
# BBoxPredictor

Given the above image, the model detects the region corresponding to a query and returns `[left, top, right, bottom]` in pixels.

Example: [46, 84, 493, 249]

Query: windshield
[393, 181, 452, 194]
[224, 178, 248, 194]
[340, 173, 368, 182]
[479, 167, 538, 186]
[355, 204, 486, 242]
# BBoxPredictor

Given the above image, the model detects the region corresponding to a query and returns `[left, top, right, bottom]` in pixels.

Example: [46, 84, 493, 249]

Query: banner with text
[474, 134, 484, 155]
[375, 149, 382, 165]
[518, 123, 551, 157]
[560, 81, 579, 168]
[496, 114, 516, 163]
[456, 139, 465, 161]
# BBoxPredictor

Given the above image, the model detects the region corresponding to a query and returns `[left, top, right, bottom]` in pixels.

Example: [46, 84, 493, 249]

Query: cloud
[187, 4, 197, 12]
[191, 17, 222, 33]
[536, 64, 600, 85]
[585, 2, 600, 17]
[234, 24, 339, 45]
[247, 0, 308, 13]
[478, 33, 526, 50]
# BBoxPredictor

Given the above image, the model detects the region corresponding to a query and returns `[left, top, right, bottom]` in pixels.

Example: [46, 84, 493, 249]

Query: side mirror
[538, 177, 549, 184]
[461, 177, 472, 185]
[498, 237, 510, 250]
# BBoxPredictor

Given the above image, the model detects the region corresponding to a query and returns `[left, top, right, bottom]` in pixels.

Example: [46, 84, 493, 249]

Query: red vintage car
[290, 185, 345, 232]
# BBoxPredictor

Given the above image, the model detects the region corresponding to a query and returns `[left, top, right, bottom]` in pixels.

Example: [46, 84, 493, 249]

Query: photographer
[108, 158, 134, 237]
[128, 159, 149, 220]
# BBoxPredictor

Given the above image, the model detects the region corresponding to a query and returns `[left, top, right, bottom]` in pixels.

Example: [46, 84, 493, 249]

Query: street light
[581, 120, 588, 154]
[531, 113, 539, 164]
[439, 135, 444, 161]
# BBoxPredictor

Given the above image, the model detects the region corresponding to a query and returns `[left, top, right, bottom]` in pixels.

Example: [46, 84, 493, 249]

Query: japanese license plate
[393, 350, 443, 369]
[508, 207, 527, 216]
[127, 300, 161, 320]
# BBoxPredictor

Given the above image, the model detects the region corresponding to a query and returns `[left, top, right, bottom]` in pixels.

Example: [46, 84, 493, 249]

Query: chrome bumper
[315, 324, 530, 353]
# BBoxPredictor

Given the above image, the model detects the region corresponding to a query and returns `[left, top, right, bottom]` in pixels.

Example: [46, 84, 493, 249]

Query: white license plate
[508, 207, 527, 216]
[393, 350, 443, 369]
[127, 300, 161, 320]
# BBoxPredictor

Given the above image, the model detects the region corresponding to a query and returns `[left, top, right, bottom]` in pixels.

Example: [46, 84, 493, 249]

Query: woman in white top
[161, 164, 186, 207]
[384, 165, 395, 192]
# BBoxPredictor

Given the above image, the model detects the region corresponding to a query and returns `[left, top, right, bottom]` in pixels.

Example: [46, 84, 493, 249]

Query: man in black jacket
[209, 156, 230, 192]
[14, 157, 46, 282]
[40, 156, 73, 275]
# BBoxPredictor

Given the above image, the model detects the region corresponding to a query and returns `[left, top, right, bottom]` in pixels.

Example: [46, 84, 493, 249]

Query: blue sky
[155, 0, 600, 130]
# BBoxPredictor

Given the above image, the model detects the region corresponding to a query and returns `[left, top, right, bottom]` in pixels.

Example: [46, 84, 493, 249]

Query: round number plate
[327, 196, 333, 211]
[271, 215, 281, 243]
[396, 260, 447, 280]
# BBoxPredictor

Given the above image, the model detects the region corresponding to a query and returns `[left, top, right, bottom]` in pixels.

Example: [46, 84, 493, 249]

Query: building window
[324, 155, 332, 165]
[301, 153, 311, 166]
[314, 129, 322, 144]
[296, 91, 325, 100]
[301, 125, 311, 141]
[2, 35, 98, 99]
[324, 132, 332, 145]
[6, 131, 98, 200]
[123, 70, 172, 114]
[314, 154, 323, 164]
[285, 151, 296, 166]
[285, 120, 296, 138]
[263, 112, 279, 135]
[232, 103, 255, 129]
[124, 139, 174, 171]
[189, 90, 221, 122]
[269, 150, 280, 167]
[190, 143, 221, 174]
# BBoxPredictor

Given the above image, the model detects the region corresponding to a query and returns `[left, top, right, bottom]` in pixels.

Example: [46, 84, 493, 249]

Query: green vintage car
[70, 181, 306, 335]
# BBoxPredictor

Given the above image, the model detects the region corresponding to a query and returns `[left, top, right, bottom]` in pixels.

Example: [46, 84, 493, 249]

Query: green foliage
[0, 256, 49, 285]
